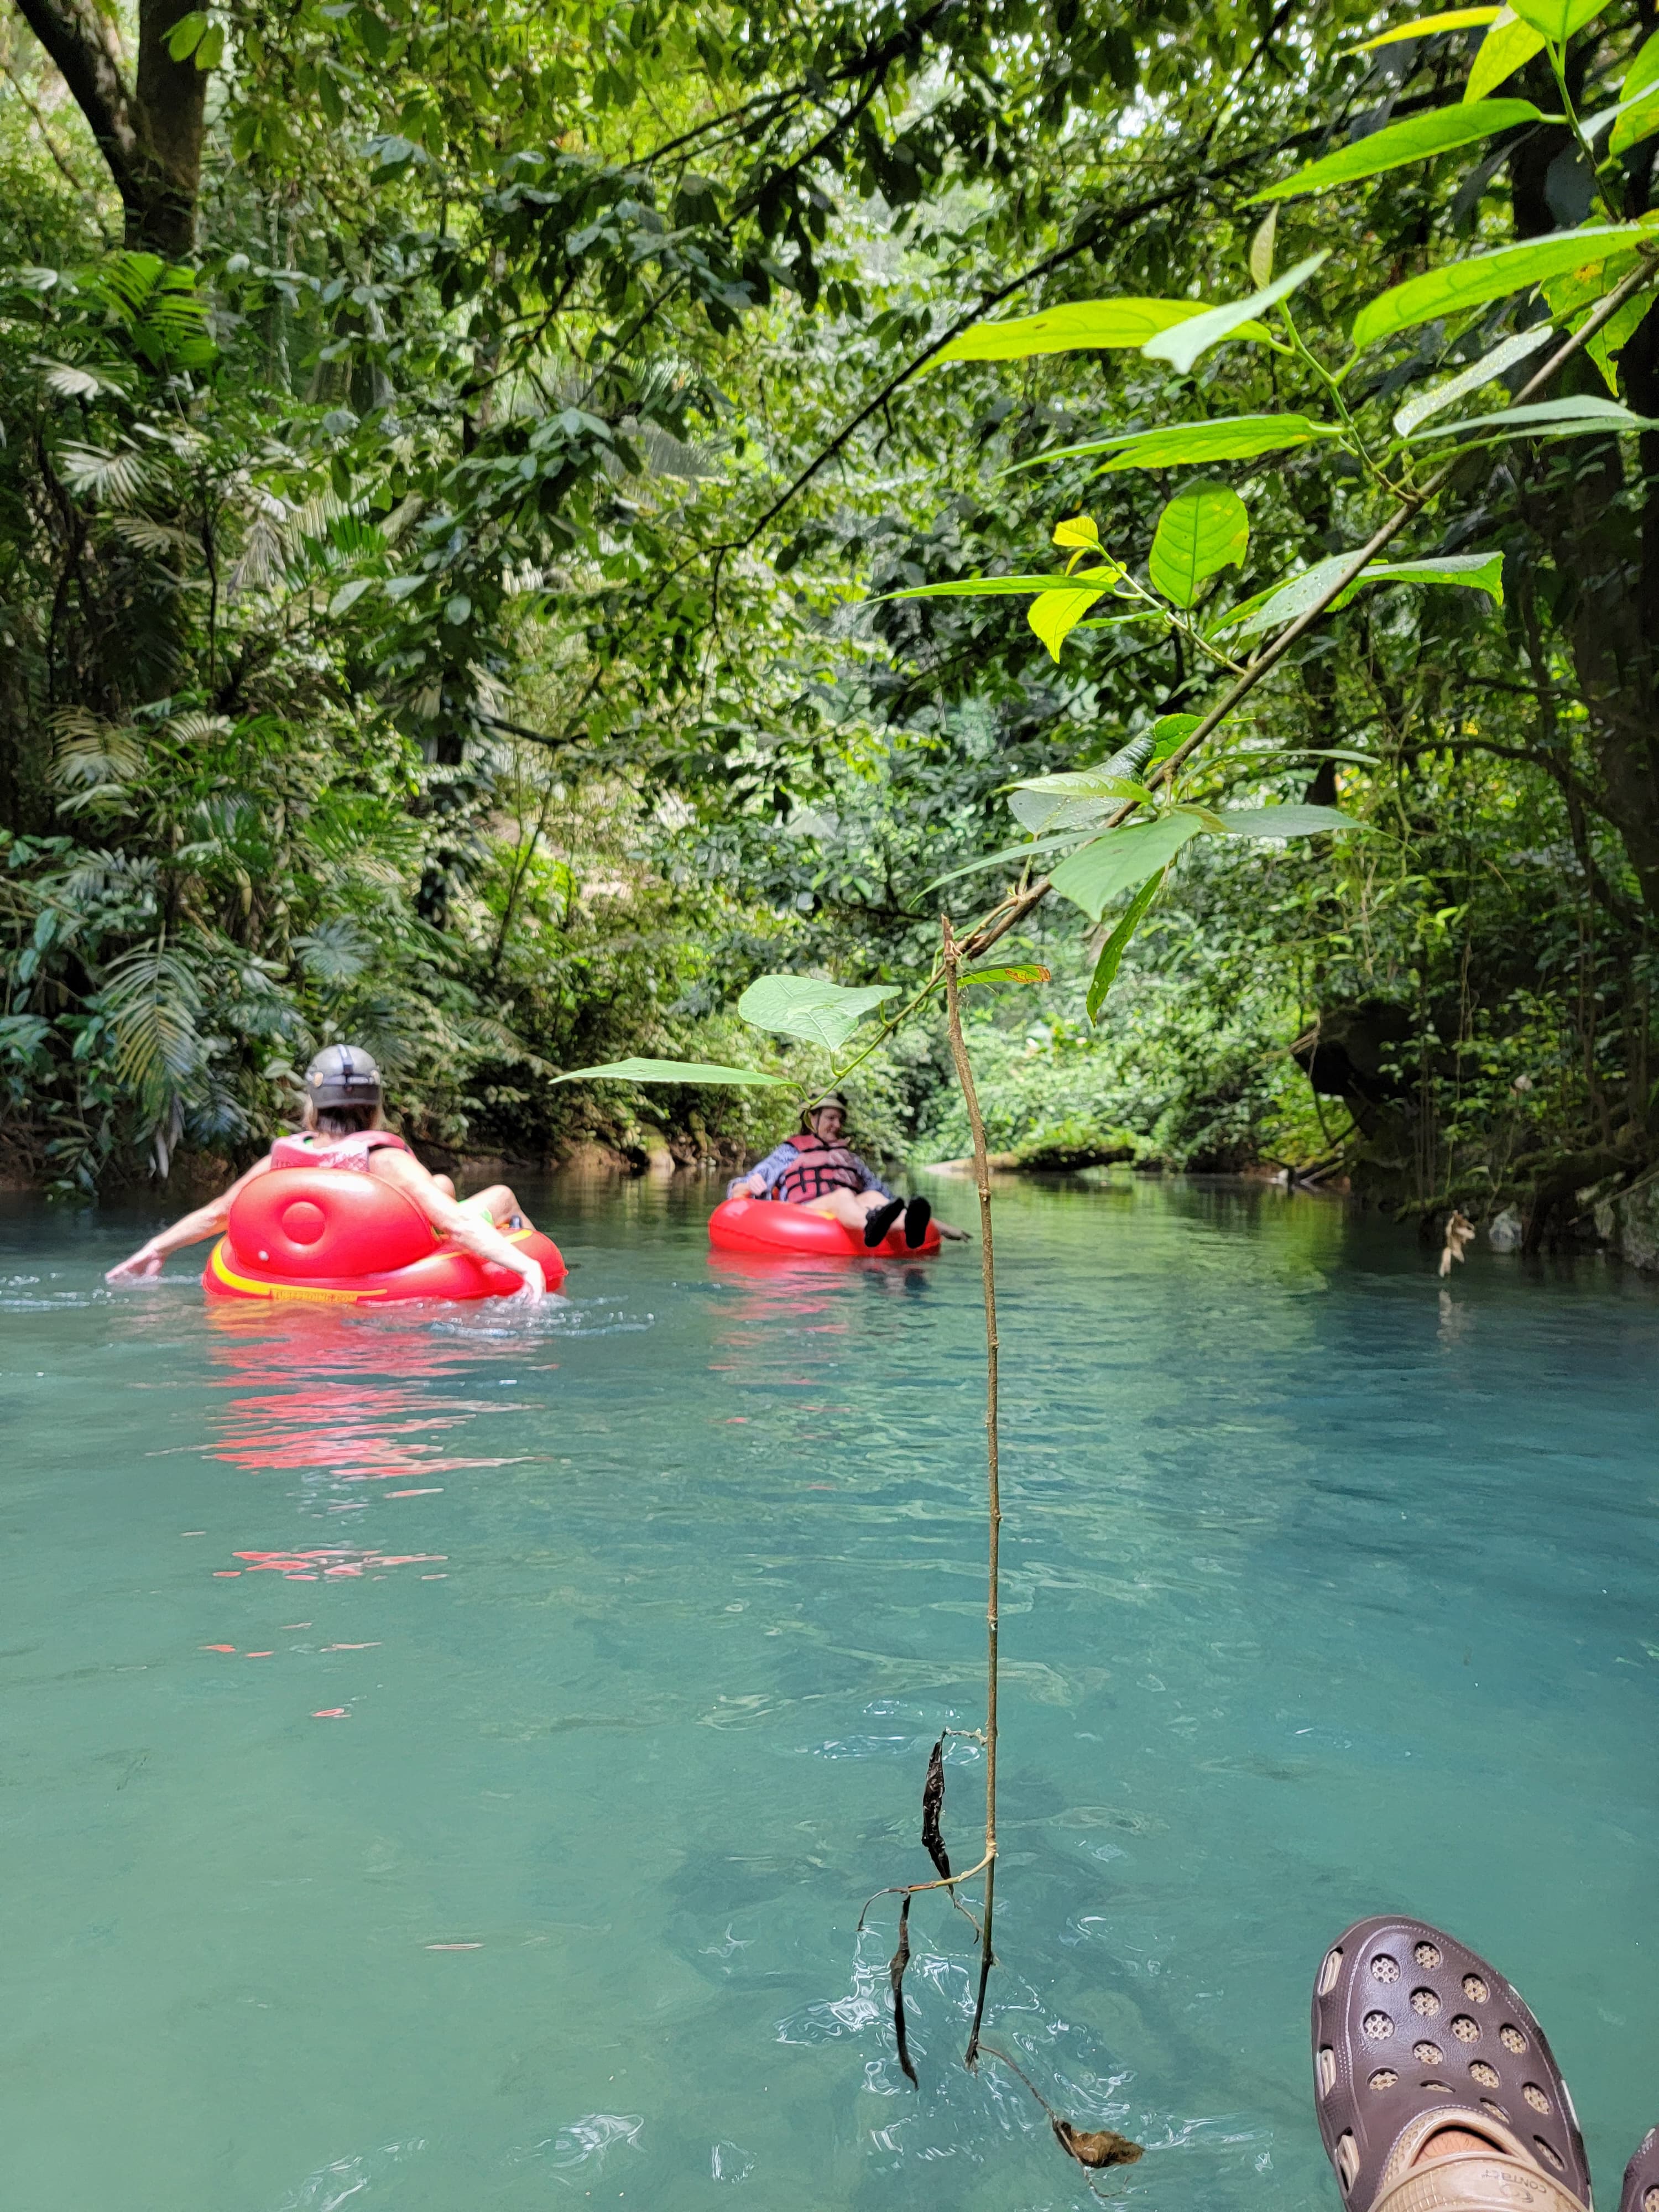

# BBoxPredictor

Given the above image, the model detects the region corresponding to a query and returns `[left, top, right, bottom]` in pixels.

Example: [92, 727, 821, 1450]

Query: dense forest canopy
[4, 0, 1659, 1251]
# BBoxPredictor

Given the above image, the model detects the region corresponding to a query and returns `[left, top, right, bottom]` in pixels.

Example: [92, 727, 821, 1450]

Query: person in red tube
[727, 1093, 967, 1249]
[105, 1044, 547, 1298]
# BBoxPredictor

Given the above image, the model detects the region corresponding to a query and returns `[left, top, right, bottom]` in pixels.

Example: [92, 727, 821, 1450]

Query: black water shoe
[903, 1195, 933, 1249]
[863, 1197, 904, 1248]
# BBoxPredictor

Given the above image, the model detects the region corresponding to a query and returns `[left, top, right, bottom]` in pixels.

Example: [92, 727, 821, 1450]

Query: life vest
[268, 1129, 411, 1176]
[774, 1131, 867, 1204]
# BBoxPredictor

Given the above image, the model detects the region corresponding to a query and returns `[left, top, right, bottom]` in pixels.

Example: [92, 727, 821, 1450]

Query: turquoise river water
[2, 1173, 1657, 2212]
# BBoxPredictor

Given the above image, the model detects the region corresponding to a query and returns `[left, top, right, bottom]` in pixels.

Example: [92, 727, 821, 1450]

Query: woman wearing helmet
[105, 1045, 548, 1300]
[727, 1093, 966, 1249]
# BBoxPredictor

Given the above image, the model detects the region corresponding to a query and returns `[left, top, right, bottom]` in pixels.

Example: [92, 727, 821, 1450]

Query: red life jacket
[774, 1131, 866, 1204]
[268, 1129, 411, 1176]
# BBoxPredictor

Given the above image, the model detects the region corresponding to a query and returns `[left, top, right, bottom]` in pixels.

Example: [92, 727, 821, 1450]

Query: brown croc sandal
[1619, 2130, 1659, 2212]
[1312, 1916, 1592, 2212]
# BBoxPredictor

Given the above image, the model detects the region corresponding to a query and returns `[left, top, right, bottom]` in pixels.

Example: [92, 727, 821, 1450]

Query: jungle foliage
[2, 0, 1658, 1239]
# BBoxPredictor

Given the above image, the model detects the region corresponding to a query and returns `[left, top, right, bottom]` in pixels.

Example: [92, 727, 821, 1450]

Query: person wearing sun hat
[727, 1092, 965, 1249]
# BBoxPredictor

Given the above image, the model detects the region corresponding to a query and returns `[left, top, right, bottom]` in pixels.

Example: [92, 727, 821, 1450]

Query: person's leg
[1312, 1917, 1592, 2212]
[460, 1182, 531, 1230]
[800, 1186, 905, 1248]
[431, 1172, 458, 1202]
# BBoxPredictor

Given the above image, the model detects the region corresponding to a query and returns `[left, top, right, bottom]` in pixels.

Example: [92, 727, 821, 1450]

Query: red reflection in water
[231, 1546, 448, 1578]
[203, 1302, 534, 1487]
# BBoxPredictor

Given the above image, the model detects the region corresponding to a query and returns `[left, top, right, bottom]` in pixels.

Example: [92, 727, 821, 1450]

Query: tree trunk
[12, 0, 205, 255]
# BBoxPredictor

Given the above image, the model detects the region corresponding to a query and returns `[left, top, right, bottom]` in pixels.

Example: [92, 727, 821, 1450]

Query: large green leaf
[923, 829, 1097, 895]
[1143, 253, 1330, 373]
[738, 974, 899, 1051]
[1223, 550, 1504, 637]
[1507, 0, 1602, 38]
[1212, 805, 1368, 838]
[1049, 815, 1204, 921]
[1149, 484, 1250, 607]
[1008, 770, 1155, 803]
[1333, 551, 1506, 605]
[1249, 100, 1541, 204]
[1086, 870, 1165, 1022]
[1354, 7, 1502, 49]
[1352, 226, 1640, 351]
[1409, 394, 1653, 438]
[1016, 414, 1336, 475]
[551, 1058, 787, 1086]
[1028, 583, 1110, 660]
[933, 299, 1268, 363]
[1007, 786, 1116, 834]
[875, 566, 1123, 601]
[1465, 9, 1547, 97]
[1391, 325, 1554, 435]
[1611, 30, 1659, 153]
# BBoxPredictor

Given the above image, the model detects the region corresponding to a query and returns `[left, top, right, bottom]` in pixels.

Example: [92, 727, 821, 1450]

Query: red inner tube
[708, 1194, 940, 1258]
[204, 1168, 566, 1302]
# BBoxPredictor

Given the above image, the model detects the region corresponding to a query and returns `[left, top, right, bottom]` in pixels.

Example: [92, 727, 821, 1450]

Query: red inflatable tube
[202, 1167, 566, 1304]
[707, 1194, 940, 1259]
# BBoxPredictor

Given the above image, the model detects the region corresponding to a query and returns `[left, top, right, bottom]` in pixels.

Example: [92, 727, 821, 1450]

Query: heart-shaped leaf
[738, 974, 899, 1052]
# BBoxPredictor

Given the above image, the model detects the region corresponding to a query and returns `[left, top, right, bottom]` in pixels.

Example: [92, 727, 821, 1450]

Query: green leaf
[1587, 290, 1656, 388]
[1211, 804, 1368, 837]
[328, 580, 373, 615]
[1248, 207, 1278, 286]
[1018, 414, 1337, 476]
[738, 974, 899, 1052]
[194, 20, 223, 68]
[1029, 584, 1109, 660]
[1050, 815, 1204, 921]
[1351, 226, 1641, 352]
[1391, 325, 1554, 434]
[1250, 101, 1541, 205]
[1353, 7, 1503, 49]
[1335, 551, 1505, 605]
[1222, 550, 1504, 638]
[875, 566, 1124, 602]
[1408, 394, 1653, 438]
[1507, 0, 1601, 39]
[1052, 513, 1104, 561]
[1611, 29, 1659, 153]
[1149, 484, 1249, 608]
[960, 963, 1053, 987]
[934, 299, 1269, 364]
[922, 830, 1095, 896]
[1087, 870, 1165, 1022]
[551, 1058, 787, 1086]
[1008, 770, 1155, 802]
[165, 9, 207, 58]
[1143, 253, 1331, 372]
[1150, 712, 1204, 761]
[1465, 9, 1547, 97]
[1008, 786, 1115, 834]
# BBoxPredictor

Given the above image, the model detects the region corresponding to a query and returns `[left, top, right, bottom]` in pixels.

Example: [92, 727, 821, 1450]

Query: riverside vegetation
[3, 0, 1659, 1260]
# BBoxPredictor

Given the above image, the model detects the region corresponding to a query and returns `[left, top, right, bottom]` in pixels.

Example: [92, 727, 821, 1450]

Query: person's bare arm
[371, 1151, 546, 1301]
[105, 1157, 274, 1282]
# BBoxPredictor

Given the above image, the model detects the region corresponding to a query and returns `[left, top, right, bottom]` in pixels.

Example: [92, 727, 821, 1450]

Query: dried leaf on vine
[1051, 2119, 1145, 2170]
[889, 1893, 918, 2086]
[921, 1738, 951, 1880]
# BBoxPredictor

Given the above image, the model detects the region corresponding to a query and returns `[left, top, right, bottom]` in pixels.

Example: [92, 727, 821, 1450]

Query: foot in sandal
[1312, 1916, 1592, 2212]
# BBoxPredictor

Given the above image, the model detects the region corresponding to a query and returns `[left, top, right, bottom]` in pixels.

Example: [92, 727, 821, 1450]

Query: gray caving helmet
[304, 1044, 384, 1110]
